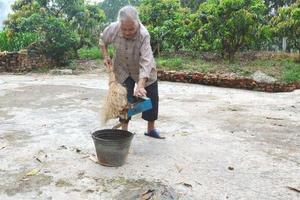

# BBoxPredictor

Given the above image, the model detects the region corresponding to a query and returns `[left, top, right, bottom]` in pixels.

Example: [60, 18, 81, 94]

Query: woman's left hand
[134, 86, 147, 97]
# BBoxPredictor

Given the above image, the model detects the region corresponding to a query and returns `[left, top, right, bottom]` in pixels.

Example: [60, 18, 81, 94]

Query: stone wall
[157, 70, 300, 92]
[0, 50, 55, 72]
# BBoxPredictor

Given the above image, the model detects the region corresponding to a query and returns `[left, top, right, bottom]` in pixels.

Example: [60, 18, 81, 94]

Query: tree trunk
[228, 50, 235, 63]
[282, 37, 287, 52]
[157, 43, 160, 58]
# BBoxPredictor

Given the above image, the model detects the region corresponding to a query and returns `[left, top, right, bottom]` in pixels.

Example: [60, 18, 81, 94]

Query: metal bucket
[92, 129, 134, 167]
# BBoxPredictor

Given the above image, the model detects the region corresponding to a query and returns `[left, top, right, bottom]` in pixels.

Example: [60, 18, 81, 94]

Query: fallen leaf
[77, 171, 85, 178]
[81, 155, 90, 159]
[75, 148, 81, 153]
[175, 164, 183, 173]
[140, 189, 155, 200]
[287, 186, 300, 193]
[182, 183, 192, 189]
[0, 145, 6, 150]
[35, 157, 42, 163]
[89, 155, 99, 164]
[26, 169, 40, 176]
[266, 117, 284, 120]
[58, 145, 67, 150]
[42, 169, 51, 173]
[55, 179, 73, 187]
[272, 123, 284, 127]
[195, 181, 202, 186]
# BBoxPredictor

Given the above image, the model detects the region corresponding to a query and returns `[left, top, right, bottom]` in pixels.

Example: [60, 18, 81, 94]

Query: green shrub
[0, 31, 39, 51]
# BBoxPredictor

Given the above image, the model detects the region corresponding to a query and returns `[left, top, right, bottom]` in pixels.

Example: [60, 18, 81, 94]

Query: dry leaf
[287, 186, 300, 193]
[177, 182, 193, 189]
[35, 157, 42, 163]
[26, 169, 40, 176]
[183, 183, 192, 188]
[89, 155, 99, 164]
[75, 148, 81, 153]
[175, 164, 183, 173]
[0, 143, 7, 150]
[58, 145, 67, 150]
[140, 189, 155, 200]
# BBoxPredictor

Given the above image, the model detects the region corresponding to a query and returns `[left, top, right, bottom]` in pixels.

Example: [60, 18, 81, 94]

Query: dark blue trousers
[120, 77, 159, 123]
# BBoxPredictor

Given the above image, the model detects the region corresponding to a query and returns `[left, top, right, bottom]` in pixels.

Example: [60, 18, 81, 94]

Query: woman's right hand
[104, 55, 112, 69]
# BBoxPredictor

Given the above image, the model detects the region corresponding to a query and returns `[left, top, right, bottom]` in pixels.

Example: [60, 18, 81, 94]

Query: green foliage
[193, 0, 267, 61]
[40, 17, 80, 63]
[4, 0, 105, 63]
[69, 3, 106, 47]
[139, 0, 190, 54]
[0, 30, 39, 51]
[264, 0, 296, 14]
[271, 0, 300, 60]
[180, 0, 205, 11]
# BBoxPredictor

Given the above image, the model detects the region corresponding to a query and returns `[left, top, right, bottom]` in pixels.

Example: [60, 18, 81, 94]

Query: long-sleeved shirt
[99, 22, 157, 86]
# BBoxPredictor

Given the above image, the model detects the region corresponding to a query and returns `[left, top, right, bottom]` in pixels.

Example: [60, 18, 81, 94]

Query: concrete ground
[0, 69, 299, 200]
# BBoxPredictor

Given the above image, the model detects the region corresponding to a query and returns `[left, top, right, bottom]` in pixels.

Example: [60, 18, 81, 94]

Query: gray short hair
[118, 5, 140, 23]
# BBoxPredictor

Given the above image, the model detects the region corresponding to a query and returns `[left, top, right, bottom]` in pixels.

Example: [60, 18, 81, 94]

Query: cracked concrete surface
[0, 71, 299, 200]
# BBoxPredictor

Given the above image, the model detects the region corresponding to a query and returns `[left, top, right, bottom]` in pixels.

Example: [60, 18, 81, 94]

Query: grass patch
[78, 46, 114, 60]
[157, 57, 183, 70]
[78, 47, 101, 60]
[156, 54, 300, 83]
[283, 64, 300, 83]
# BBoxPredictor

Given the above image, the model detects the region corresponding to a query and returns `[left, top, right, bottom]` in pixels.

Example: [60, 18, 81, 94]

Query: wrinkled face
[120, 19, 138, 39]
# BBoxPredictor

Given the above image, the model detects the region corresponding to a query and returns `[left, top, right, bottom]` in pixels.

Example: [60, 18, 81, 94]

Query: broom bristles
[101, 69, 128, 125]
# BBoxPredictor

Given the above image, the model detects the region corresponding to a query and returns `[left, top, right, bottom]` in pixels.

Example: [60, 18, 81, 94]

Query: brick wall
[0, 50, 55, 72]
[157, 70, 300, 92]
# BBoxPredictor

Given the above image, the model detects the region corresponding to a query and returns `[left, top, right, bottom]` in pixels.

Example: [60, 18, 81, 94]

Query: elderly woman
[99, 6, 164, 139]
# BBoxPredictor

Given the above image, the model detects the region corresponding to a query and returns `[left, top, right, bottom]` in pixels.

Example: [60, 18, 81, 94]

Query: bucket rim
[92, 129, 134, 141]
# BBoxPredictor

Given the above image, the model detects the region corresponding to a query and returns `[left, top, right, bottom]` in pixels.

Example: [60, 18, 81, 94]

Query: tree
[180, 0, 205, 11]
[194, 0, 267, 61]
[271, 0, 300, 61]
[264, 0, 296, 14]
[139, 0, 189, 54]
[4, 0, 105, 62]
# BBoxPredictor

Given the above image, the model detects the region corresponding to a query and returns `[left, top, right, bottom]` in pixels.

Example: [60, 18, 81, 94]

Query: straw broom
[101, 65, 128, 125]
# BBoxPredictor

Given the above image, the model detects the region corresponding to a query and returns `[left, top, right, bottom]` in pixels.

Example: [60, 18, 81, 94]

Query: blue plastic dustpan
[127, 97, 152, 117]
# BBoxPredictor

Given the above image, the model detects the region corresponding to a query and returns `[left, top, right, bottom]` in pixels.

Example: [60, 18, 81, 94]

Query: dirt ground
[0, 68, 299, 200]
